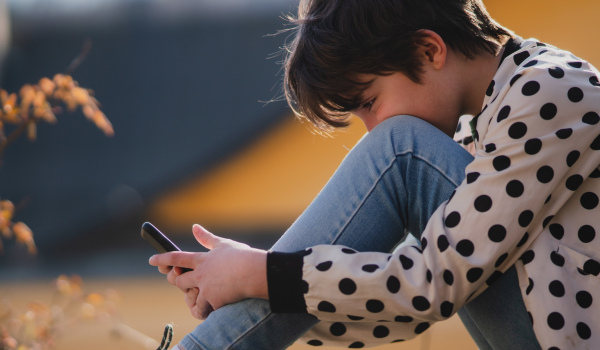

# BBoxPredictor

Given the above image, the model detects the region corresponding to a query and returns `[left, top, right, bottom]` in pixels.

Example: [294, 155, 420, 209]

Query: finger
[175, 271, 197, 291]
[192, 224, 221, 250]
[185, 287, 199, 310]
[157, 265, 172, 275]
[167, 267, 180, 286]
[149, 251, 197, 269]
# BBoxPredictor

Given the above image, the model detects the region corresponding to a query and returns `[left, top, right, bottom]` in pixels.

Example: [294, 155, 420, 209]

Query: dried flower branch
[0, 73, 113, 158]
[0, 74, 113, 255]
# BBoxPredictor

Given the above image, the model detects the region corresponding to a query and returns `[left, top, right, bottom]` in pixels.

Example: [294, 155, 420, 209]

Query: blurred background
[0, 0, 599, 349]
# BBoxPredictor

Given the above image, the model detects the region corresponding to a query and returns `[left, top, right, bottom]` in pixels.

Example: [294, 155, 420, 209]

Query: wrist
[244, 248, 269, 300]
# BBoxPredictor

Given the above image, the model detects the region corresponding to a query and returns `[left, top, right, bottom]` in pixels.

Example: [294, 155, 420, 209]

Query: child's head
[283, 0, 512, 131]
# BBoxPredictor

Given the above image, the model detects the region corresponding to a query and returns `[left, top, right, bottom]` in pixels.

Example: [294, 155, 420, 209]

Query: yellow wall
[148, 118, 367, 233]
[148, 0, 600, 235]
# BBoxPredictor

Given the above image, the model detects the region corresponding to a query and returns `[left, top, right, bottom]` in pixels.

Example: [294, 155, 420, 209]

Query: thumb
[193, 224, 221, 250]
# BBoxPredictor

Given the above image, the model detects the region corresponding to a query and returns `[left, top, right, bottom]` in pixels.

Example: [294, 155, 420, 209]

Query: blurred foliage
[0, 74, 113, 254]
[0, 275, 121, 350]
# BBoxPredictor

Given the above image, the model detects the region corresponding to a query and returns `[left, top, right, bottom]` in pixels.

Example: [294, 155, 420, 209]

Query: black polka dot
[580, 192, 599, 210]
[302, 280, 309, 294]
[302, 248, 313, 256]
[318, 301, 336, 312]
[395, 315, 413, 323]
[412, 296, 430, 311]
[528, 312, 534, 325]
[348, 341, 365, 348]
[399, 255, 413, 270]
[421, 237, 428, 250]
[547, 312, 565, 330]
[566, 174, 584, 191]
[566, 151, 580, 167]
[591, 168, 600, 178]
[522, 81, 540, 96]
[526, 278, 534, 295]
[591, 134, 600, 150]
[486, 271, 503, 286]
[523, 60, 538, 67]
[590, 75, 600, 86]
[506, 180, 524, 197]
[545, 194, 552, 204]
[437, 235, 450, 252]
[497, 105, 511, 122]
[549, 280, 565, 297]
[316, 261, 333, 271]
[339, 278, 357, 295]
[456, 240, 475, 256]
[517, 232, 529, 247]
[524, 138, 542, 155]
[373, 325, 390, 338]
[568, 87, 584, 102]
[576, 291, 593, 308]
[414, 322, 430, 334]
[329, 322, 346, 336]
[342, 248, 357, 254]
[495, 253, 508, 267]
[556, 128, 573, 139]
[466, 172, 480, 184]
[366, 300, 384, 313]
[445, 212, 461, 228]
[443, 270, 454, 286]
[440, 301, 454, 318]
[549, 223, 564, 240]
[578, 267, 590, 276]
[493, 155, 511, 171]
[520, 250, 535, 265]
[568, 61, 583, 68]
[519, 210, 534, 227]
[486, 80, 495, 96]
[488, 224, 507, 243]
[426, 270, 432, 283]
[485, 143, 496, 153]
[347, 314, 364, 321]
[577, 322, 592, 340]
[539, 103, 557, 120]
[510, 74, 522, 86]
[466, 267, 483, 283]
[582, 111, 600, 125]
[362, 264, 379, 272]
[548, 66, 565, 79]
[386, 276, 400, 293]
[508, 122, 527, 139]
[537, 165, 554, 183]
[513, 51, 530, 66]
[307, 339, 323, 346]
[474, 195, 492, 212]
[543, 215, 554, 228]
[551, 251, 565, 267]
[583, 259, 600, 276]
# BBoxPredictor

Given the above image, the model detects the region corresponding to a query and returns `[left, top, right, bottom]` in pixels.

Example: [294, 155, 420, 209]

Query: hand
[149, 224, 268, 319]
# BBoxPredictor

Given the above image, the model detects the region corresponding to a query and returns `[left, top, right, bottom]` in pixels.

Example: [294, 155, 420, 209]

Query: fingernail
[149, 255, 156, 264]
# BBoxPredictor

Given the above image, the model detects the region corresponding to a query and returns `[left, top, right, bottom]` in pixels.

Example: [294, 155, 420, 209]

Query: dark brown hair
[283, 0, 512, 131]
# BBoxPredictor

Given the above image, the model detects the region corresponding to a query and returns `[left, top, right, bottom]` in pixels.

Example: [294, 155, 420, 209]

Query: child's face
[351, 70, 464, 136]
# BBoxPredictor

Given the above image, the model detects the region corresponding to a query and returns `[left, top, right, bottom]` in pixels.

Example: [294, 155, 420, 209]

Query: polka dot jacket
[266, 38, 600, 349]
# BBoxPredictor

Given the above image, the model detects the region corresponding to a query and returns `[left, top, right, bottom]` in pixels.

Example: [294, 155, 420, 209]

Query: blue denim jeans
[179, 115, 541, 350]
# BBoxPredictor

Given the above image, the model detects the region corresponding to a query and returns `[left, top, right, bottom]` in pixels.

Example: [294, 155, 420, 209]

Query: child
[150, 0, 600, 348]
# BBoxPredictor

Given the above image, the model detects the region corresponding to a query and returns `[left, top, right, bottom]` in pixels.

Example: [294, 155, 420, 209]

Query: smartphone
[141, 222, 192, 272]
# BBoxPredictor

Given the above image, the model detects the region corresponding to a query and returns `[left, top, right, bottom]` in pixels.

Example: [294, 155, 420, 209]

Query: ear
[416, 30, 447, 70]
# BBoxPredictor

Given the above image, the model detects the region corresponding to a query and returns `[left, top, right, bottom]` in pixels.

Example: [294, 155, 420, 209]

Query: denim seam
[330, 150, 463, 245]
[228, 312, 277, 350]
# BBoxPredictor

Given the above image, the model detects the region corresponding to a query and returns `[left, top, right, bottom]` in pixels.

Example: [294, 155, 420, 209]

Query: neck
[460, 46, 506, 116]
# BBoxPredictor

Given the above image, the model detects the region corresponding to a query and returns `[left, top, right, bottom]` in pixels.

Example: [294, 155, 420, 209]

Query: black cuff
[267, 250, 308, 313]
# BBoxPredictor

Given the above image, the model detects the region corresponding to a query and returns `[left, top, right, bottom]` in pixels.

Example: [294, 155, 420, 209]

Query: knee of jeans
[362, 115, 444, 154]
